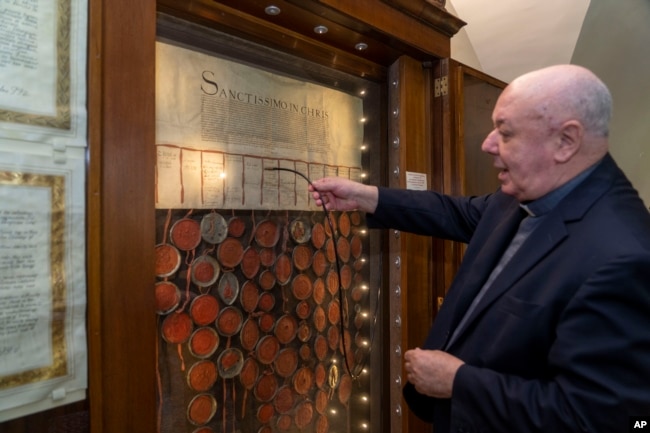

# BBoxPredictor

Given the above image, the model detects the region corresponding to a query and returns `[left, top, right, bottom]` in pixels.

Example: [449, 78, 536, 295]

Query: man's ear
[554, 120, 583, 163]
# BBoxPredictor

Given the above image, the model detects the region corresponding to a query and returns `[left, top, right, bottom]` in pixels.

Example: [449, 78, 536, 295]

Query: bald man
[310, 65, 650, 432]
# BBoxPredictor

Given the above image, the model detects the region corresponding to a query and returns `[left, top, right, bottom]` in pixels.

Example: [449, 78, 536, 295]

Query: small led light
[360, 144, 368, 151]
[359, 89, 366, 96]
[220, 172, 227, 179]
[360, 117, 367, 123]
[264, 5, 281, 15]
[355, 42, 368, 51]
[314, 25, 328, 34]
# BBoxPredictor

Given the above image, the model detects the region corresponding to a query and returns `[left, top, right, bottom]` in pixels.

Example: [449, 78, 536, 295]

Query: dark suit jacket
[367, 154, 650, 432]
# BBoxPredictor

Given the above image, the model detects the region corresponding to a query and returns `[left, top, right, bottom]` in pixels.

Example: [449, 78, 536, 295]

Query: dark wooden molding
[87, 0, 157, 432]
[382, 0, 466, 36]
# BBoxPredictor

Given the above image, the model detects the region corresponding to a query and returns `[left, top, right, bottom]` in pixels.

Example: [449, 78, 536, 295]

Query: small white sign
[406, 171, 427, 191]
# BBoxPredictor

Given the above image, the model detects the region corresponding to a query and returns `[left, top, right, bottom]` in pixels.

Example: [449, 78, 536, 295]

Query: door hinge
[434, 76, 448, 97]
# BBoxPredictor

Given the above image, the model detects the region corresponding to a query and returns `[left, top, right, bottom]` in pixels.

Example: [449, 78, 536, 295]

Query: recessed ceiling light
[265, 5, 281, 15]
[314, 25, 328, 34]
[355, 42, 368, 51]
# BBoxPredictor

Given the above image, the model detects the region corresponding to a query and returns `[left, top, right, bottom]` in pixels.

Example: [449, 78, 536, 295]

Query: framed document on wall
[0, 0, 88, 146]
[0, 152, 87, 422]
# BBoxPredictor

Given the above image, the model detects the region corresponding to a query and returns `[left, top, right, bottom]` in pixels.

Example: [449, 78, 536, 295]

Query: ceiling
[446, 0, 591, 83]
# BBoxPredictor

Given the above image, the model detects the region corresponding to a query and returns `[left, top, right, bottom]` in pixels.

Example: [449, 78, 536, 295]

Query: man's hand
[309, 177, 378, 213]
[403, 348, 465, 399]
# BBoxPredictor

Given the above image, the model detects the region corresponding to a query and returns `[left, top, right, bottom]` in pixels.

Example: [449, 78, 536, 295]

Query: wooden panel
[318, 0, 453, 58]
[158, 0, 462, 79]
[87, 0, 157, 432]
[157, 0, 390, 81]
[381, 0, 466, 37]
[438, 59, 506, 292]
[453, 63, 506, 197]
[387, 55, 435, 433]
[398, 55, 435, 360]
[439, 58, 464, 291]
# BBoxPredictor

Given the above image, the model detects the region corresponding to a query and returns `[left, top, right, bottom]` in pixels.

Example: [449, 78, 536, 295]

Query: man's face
[481, 88, 559, 202]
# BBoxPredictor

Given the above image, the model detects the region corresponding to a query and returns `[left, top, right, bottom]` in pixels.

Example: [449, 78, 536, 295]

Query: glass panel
[154, 14, 384, 433]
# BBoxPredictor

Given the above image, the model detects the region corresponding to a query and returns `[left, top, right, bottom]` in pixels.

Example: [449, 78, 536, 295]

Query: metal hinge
[434, 76, 448, 97]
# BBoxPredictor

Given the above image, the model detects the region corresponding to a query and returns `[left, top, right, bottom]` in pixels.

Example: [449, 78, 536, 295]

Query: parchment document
[0, 157, 87, 422]
[0, 185, 54, 376]
[156, 42, 364, 210]
[0, 0, 88, 144]
[0, 0, 56, 115]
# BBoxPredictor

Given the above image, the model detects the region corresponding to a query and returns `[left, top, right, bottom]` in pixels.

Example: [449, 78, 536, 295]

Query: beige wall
[572, 0, 650, 207]
[449, 0, 650, 207]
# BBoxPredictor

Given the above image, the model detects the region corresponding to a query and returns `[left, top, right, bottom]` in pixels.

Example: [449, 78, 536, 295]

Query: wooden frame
[87, 0, 157, 432]
[84, 2, 462, 432]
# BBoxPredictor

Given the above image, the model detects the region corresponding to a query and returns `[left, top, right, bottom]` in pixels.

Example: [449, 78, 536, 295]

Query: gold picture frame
[0, 170, 68, 389]
[0, 0, 72, 130]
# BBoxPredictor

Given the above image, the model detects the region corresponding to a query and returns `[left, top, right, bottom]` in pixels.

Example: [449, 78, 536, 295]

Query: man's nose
[481, 129, 498, 154]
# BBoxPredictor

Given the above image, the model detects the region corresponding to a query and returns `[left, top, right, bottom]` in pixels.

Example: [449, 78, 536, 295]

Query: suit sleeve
[366, 187, 491, 242]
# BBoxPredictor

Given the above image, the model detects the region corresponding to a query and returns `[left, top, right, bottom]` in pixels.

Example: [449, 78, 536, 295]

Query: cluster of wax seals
[155, 209, 369, 433]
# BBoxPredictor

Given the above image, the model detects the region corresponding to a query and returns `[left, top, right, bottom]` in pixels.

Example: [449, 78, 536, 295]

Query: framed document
[0, 0, 87, 146]
[0, 151, 87, 422]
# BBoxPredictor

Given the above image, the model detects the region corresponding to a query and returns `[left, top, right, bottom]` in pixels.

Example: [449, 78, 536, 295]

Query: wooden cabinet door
[437, 59, 506, 296]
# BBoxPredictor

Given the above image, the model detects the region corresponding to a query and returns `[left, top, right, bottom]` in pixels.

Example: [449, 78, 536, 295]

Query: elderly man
[310, 64, 650, 432]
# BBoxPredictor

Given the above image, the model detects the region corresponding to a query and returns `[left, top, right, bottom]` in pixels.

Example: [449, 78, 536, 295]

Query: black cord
[265, 167, 377, 380]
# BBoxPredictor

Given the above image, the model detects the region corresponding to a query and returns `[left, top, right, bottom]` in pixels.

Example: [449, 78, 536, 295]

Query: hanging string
[156, 316, 163, 433]
[264, 167, 379, 381]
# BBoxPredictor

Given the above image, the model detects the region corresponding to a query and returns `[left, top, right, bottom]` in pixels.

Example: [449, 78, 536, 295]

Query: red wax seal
[170, 218, 201, 251]
[273, 385, 295, 414]
[187, 393, 217, 426]
[155, 281, 180, 314]
[291, 274, 313, 301]
[187, 360, 218, 392]
[190, 294, 220, 327]
[189, 327, 219, 359]
[312, 278, 325, 305]
[155, 244, 181, 277]
[338, 212, 351, 237]
[162, 312, 193, 344]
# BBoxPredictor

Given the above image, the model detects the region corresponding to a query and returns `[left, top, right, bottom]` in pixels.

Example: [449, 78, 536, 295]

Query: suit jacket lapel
[445, 155, 616, 348]
[454, 214, 568, 335]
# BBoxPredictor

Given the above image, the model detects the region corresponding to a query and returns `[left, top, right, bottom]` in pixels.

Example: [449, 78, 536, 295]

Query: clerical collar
[519, 160, 602, 217]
